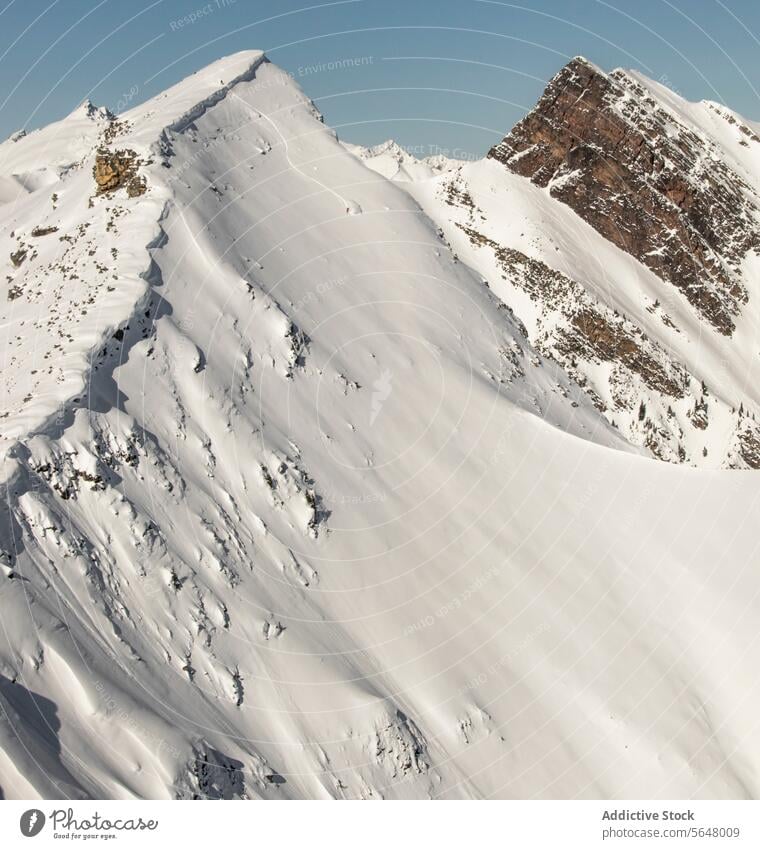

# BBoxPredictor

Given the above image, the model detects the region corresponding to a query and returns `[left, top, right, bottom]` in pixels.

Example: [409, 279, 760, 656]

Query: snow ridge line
[4, 54, 269, 466]
[164, 52, 268, 136]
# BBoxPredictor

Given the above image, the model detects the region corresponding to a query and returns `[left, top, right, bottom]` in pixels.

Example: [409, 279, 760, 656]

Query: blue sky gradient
[2, 0, 759, 156]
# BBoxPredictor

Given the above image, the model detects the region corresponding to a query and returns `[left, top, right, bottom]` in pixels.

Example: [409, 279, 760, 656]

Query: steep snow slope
[353, 58, 760, 469]
[1, 52, 760, 801]
[0, 54, 274, 458]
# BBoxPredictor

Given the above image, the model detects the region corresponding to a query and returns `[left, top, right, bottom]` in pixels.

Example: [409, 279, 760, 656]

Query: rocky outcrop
[733, 417, 760, 469]
[456, 223, 686, 399]
[454, 221, 699, 461]
[30, 226, 58, 237]
[488, 57, 760, 335]
[363, 64, 760, 467]
[93, 149, 146, 197]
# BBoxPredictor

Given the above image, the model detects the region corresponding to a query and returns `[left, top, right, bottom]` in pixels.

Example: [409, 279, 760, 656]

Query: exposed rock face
[30, 225, 58, 237]
[456, 223, 686, 400]
[361, 57, 760, 468]
[455, 221, 693, 461]
[9, 249, 26, 268]
[488, 57, 760, 335]
[93, 148, 146, 196]
[736, 420, 760, 469]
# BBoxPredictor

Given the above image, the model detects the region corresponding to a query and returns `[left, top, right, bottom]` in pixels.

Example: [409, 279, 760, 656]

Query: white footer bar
[2, 800, 758, 848]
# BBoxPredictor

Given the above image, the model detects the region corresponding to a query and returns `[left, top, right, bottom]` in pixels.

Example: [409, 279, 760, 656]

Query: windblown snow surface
[0, 51, 759, 800]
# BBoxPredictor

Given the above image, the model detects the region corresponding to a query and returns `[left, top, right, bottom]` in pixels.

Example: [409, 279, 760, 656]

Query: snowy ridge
[0, 51, 271, 468]
[1, 52, 760, 801]
[357, 58, 760, 468]
[343, 139, 464, 182]
[161, 51, 266, 135]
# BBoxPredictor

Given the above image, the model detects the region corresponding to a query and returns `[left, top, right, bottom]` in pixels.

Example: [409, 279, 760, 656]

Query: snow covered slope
[1, 52, 760, 801]
[342, 138, 465, 182]
[354, 58, 760, 469]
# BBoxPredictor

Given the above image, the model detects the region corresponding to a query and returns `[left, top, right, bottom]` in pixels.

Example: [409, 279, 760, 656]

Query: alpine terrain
[0, 50, 759, 800]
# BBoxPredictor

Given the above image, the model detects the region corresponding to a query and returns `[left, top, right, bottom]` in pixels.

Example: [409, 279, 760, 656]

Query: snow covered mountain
[354, 57, 760, 468]
[0, 51, 759, 800]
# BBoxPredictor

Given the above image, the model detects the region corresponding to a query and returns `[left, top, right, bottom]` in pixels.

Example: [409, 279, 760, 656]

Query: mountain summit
[1, 52, 759, 800]
[359, 56, 760, 468]
[489, 56, 760, 336]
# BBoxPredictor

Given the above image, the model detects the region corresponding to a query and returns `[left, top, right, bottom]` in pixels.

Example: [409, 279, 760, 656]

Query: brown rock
[488, 57, 760, 335]
[93, 149, 145, 196]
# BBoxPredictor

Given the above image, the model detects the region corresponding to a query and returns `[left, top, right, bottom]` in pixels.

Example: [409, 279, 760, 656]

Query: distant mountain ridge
[355, 56, 760, 468]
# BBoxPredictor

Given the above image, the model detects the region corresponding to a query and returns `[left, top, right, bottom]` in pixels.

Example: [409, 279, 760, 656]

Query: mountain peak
[118, 49, 271, 136]
[565, 54, 606, 75]
[67, 98, 113, 122]
[488, 56, 760, 337]
[3, 43, 760, 802]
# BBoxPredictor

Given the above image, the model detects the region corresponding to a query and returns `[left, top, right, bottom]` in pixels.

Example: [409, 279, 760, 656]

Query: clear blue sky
[2, 0, 759, 157]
